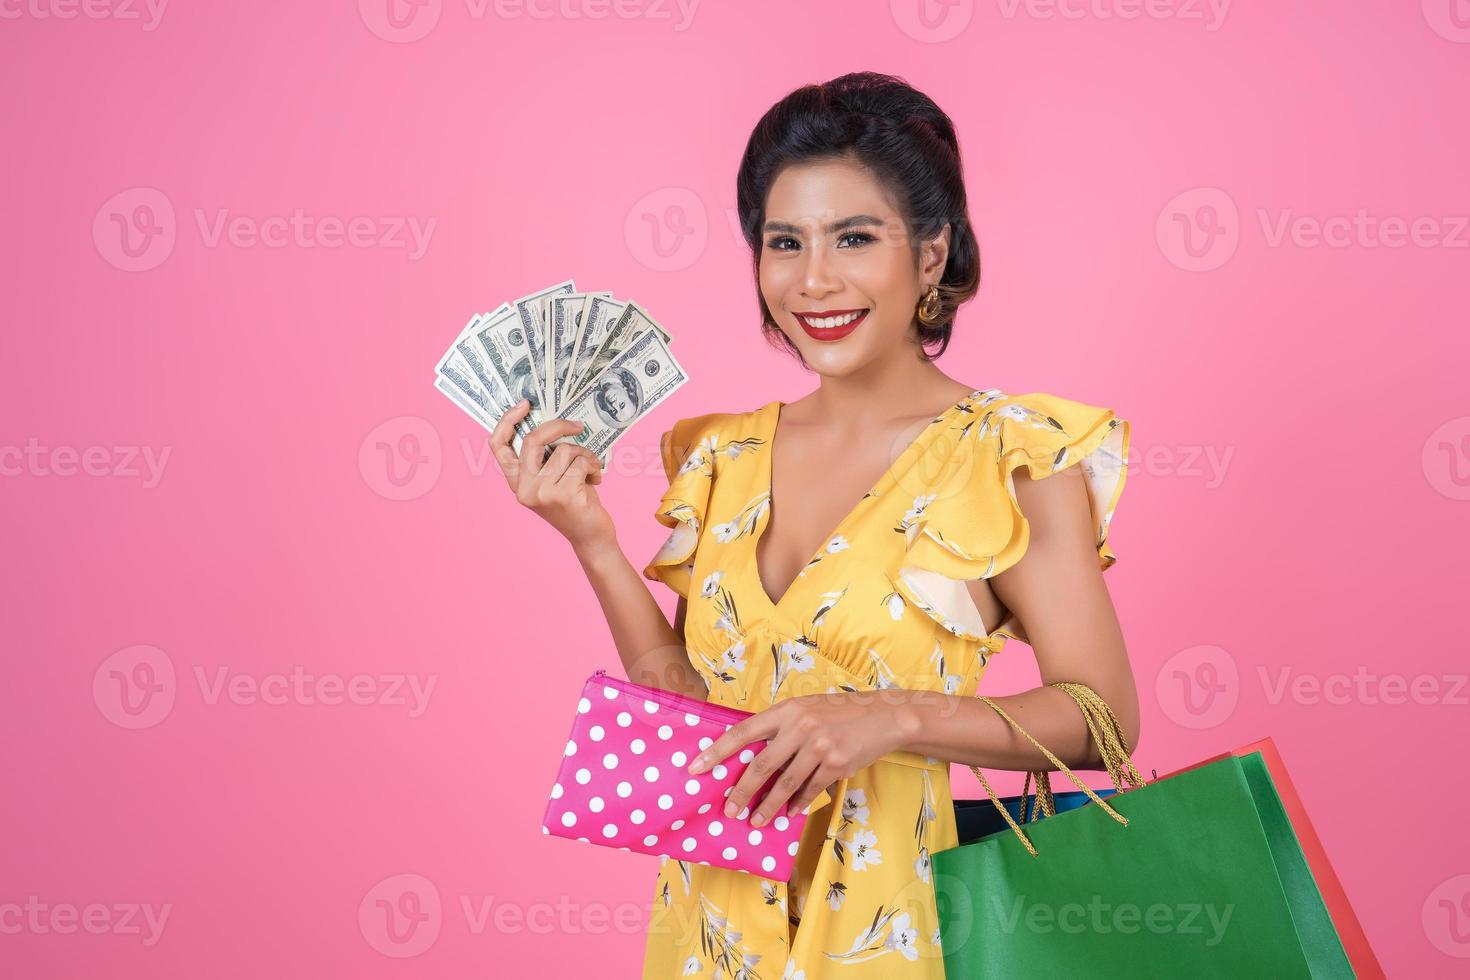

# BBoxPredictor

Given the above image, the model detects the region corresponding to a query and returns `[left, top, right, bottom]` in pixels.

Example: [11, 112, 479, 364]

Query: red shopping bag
[1157, 737, 1385, 980]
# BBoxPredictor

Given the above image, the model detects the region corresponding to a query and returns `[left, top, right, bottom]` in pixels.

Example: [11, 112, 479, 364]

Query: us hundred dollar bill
[565, 299, 672, 405]
[472, 304, 550, 435]
[512, 279, 574, 418]
[552, 328, 688, 464]
[549, 291, 611, 415]
[563, 294, 627, 402]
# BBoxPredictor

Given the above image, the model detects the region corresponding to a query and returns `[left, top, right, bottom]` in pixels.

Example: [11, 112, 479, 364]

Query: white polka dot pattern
[542, 670, 816, 880]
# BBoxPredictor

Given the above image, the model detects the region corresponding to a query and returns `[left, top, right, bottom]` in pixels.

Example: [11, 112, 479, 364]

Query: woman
[491, 71, 1138, 979]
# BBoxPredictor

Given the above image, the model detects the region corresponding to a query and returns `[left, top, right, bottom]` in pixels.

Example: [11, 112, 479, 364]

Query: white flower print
[696, 640, 746, 686]
[977, 396, 1066, 455]
[676, 859, 693, 895]
[718, 640, 747, 674]
[809, 587, 848, 628]
[825, 535, 850, 554]
[683, 954, 703, 975]
[695, 894, 764, 980]
[782, 958, 806, 980]
[719, 434, 766, 462]
[849, 828, 883, 871]
[760, 880, 786, 915]
[824, 906, 918, 963]
[914, 848, 931, 884]
[929, 640, 963, 695]
[710, 585, 745, 638]
[769, 638, 816, 701]
[996, 400, 1065, 431]
[885, 912, 921, 960]
[701, 570, 724, 598]
[914, 769, 937, 884]
[841, 788, 870, 827]
[678, 437, 715, 477]
[882, 590, 905, 621]
[866, 648, 901, 690]
[825, 880, 847, 911]
[829, 791, 879, 869]
[711, 491, 769, 544]
[894, 493, 937, 540]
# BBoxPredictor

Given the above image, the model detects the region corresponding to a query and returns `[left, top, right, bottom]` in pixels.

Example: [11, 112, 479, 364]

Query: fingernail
[688, 756, 705, 774]
[724, 802, 737, 818]
[751, 813, 766, 827]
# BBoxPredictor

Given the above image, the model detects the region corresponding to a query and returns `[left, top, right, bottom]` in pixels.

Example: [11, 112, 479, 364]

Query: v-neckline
[749, 389, 983, 615]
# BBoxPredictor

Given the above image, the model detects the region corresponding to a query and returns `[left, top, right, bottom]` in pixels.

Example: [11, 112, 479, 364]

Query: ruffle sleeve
[890, 391, 1130, 648]
[641, 413, 719, 600]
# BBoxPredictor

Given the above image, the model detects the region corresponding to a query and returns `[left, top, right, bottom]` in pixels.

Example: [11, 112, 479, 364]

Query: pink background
[3, 0, 1467, 975]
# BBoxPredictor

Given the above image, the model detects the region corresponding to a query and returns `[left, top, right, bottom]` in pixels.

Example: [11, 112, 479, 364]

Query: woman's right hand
[490, 399, 614, 550]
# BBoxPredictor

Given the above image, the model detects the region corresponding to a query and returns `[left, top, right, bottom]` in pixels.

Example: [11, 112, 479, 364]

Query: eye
[765, 235, 800, 251]
[837, 231, 875, 248]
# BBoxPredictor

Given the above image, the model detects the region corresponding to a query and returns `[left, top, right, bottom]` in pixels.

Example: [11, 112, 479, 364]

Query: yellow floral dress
[639, 387, 1130, 979]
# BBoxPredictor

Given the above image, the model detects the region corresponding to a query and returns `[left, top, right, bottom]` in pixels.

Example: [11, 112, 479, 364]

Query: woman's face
[758, 156, 949, 377]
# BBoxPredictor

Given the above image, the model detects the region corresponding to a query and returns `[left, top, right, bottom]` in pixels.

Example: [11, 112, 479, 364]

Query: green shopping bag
[932, 686, 1354, 978]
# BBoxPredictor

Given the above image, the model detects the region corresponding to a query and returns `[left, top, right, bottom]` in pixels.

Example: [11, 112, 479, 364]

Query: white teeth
[801, 311, 864, 329]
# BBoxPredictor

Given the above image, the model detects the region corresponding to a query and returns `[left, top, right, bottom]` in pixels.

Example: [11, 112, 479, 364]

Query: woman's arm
[491, 400, 706, 700]
[893, 462, 1140, 771]
[575, 539, 706, 699]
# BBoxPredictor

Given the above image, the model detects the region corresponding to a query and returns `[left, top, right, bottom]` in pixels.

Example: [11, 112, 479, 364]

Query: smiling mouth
[794, 309, 868, 329]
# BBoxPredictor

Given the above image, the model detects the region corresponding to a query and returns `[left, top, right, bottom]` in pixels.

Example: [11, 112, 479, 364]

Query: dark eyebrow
[762, 214, 884, 236]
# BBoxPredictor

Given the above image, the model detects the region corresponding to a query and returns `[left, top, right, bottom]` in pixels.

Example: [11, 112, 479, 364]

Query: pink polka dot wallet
[541, 669, 821, 880]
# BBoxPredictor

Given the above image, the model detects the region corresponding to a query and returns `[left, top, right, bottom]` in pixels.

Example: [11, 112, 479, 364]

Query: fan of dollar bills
[433, 279, 688, 465]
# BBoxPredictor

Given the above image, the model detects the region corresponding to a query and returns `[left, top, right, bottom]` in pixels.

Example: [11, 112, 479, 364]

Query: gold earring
[916, 285, 943, 324]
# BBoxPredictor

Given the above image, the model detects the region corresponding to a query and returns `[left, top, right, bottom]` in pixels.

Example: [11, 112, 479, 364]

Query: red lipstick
[793, 308, 869, 342]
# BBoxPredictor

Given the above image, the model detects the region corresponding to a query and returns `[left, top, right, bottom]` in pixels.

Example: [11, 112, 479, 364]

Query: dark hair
[735, 71, 981, 362]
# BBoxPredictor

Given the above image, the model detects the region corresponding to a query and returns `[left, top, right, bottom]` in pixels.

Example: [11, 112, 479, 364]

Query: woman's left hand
[686, 692, 911, 828]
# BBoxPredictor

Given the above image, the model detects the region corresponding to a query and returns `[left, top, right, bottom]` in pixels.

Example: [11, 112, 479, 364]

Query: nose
[800, 241, 842, 298]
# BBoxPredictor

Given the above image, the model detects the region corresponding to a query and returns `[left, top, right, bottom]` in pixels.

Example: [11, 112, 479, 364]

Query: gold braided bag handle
[1028, 682, 1149, 820]
[967, 681, 1148, 857]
